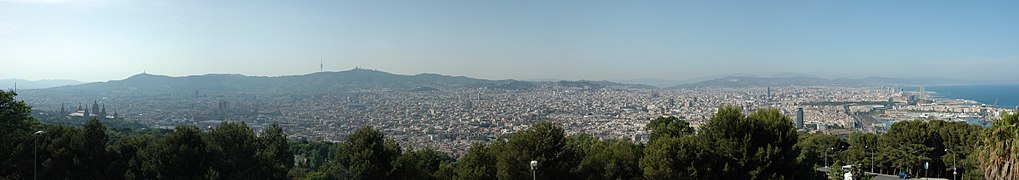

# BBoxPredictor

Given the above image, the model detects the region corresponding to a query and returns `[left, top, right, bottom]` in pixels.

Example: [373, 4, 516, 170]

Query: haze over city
[2, 0, 1018, 83]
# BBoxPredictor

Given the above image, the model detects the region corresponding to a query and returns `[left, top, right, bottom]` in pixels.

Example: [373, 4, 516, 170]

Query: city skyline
[2, 0, 1018, 82]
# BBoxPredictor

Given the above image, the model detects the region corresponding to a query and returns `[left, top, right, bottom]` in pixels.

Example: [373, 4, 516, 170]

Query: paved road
[817, 167, 949, 180]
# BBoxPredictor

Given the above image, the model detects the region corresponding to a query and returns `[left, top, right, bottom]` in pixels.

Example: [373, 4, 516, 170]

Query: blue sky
[1, 0, 1017, 82]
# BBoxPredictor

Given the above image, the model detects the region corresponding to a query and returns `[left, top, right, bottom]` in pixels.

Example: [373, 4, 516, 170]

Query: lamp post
[946, 149, 956, 180]
[825, 147, 833, 168]
[34, 130, 44, 180]
[867, 145, 874, 174]
[530, 160, 538, 180]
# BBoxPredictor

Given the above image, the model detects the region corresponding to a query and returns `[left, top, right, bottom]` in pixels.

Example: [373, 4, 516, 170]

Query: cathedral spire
[91, 100, 100, 116]
[99, 104, 108, 119]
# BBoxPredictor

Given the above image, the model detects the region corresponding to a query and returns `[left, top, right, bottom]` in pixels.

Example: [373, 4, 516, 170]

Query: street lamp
[825, 147, 833, 168]
[946, 149, 956, 180]
[530, 160, 538, 180]
[34, 130, 44, 180]
[866, 145, 874, 174]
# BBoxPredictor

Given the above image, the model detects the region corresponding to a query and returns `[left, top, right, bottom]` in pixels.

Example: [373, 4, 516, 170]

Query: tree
[828, 160, 844, 180]
[493, 121, 578, 179]
[258, 123, 294, 180]
[647, 116, 694, 142]
[846, 132, 878, 173]
[82, 117, 110, 179]
[205, 122, 260, 179]
[574, 139, 642, 179]
[106, 135, 155, 179]
[144, 125, 209, 179]
[880, 120, 934, 176]
[37, 125, 85, 179]
[978, 112, 1019, 179]
[454, 143, 497, 179]
[392, 148, 453, 180]
[795, 133, 848, 169]
[640, 135, 710, 179]
[334, 126, 401, 179]
[698, 106, 801, 179]
[0, 90, 38, 178]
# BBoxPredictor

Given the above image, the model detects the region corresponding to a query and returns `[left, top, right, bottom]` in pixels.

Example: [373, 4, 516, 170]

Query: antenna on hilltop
[320, 58, 324, 72]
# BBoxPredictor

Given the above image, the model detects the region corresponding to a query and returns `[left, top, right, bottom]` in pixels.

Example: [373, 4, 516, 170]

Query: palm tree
[978, 112, 1018, 179]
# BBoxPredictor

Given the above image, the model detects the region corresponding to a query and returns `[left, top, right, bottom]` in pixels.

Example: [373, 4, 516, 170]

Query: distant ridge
[670, 76, 959, 88]
[20, 69, 649, 97]
[0, 79, 83, 90]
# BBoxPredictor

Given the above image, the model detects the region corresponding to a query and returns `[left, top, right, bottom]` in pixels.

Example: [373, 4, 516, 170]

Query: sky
[1, 0, 1017, 83]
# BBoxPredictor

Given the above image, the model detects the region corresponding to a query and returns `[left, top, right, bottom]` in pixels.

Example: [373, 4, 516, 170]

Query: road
[817, 167, 949, 180]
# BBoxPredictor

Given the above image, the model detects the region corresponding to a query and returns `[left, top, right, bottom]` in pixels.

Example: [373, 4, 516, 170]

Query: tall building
[796, 107, 804, 130]
[920, 85, 927, 100]
[91, 100, 100, 116]
[767, 86, 772, 100]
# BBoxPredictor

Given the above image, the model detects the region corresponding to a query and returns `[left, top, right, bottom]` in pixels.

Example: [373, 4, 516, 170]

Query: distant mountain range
[13, 69, 961, 98]
[19, 69, 653, 98]
[0, 79, 83, 90]
[670, 76, 958, 88]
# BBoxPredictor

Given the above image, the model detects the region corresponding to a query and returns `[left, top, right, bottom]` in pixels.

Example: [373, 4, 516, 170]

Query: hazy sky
[1, 0, 1017, 82]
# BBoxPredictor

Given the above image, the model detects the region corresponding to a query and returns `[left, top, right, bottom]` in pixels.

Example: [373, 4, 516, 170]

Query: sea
[893, 84, 1019, 127]
[902, 84, 1019, 109]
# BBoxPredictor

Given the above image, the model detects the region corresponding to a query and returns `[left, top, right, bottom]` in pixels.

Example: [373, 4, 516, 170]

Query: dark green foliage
[258, 123, 294, 180]
[205, 122, 259, 179]
[145, 125, 210, 179]
[573, 138, 643, 180]
[978, 112, 1019, 179]
[640, 135, 709, 179]
[392, 148, 454, 180]
[332, 126, 402, 179]
[698, 106, 801, 179]
[82, 118, 110, 179]
[37, 125, 86, 179]
[0, 90, 38, 179]
[647, 116, 694, 142]
[106, 135, 155, 179]
[494, 121, 578, 179]
[452, 143, 497, 179]
[795, 132, 849, 169]
[828, 160, 844, 180]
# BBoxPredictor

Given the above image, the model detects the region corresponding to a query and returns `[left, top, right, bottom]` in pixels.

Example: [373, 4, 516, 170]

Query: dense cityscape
[15, 70, 1016, 157]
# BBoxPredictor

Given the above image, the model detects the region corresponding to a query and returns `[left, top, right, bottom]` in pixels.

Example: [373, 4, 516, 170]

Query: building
[65, 100, 117, 120]
[796, 107, 804, 130]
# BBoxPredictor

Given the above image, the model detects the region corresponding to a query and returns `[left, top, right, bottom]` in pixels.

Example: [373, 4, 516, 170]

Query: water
[902, 84, 1019, 109]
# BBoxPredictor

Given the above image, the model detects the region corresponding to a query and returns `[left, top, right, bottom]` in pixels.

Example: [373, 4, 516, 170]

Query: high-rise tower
[796, 107, 804, 130]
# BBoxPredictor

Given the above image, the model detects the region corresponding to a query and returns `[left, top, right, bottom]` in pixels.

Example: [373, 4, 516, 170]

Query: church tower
[91, 100, 100, 116]
[99, 104, 108, 119]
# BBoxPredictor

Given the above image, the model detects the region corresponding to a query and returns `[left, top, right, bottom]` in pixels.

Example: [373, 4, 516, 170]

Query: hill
[19, 68, 645, 98]
[671, 76, 957, 88]
[0, 79, 83, 90]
